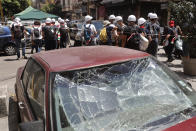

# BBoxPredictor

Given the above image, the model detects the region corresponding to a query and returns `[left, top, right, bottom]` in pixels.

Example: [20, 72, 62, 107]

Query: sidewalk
[157, 46, 196, 90]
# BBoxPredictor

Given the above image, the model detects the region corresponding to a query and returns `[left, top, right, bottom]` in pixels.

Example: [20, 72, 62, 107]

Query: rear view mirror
[19, 120, 44, 131]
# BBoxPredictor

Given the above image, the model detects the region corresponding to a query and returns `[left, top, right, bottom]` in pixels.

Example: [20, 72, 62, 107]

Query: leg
[21, 41, 26, 57]
[15, 39, 20, 59]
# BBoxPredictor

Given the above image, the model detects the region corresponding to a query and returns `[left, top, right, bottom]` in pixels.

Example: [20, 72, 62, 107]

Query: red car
[13, 46, 196, 131]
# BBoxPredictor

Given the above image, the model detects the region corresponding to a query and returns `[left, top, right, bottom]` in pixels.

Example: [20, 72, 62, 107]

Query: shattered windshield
[53, 57, 194, 131]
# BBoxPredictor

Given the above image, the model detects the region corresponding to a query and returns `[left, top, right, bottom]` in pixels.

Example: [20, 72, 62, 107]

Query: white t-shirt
[82, 23, 97, 36]
[32, 26, 42, 40]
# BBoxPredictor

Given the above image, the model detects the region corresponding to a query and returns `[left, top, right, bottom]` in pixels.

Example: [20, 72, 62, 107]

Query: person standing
[108, 15, 118, 45]
[146, 13, 161, 57]
[115, 16, 127, 47]
[163, 20, 178, 62]
[42, 18, 56, 50]
[99, 20, 111, 45]
[123, 15, 140, 50]
[11, 18, 27, 59]
[82, 15, 97, 46]
[59, 19, 69, 48]
[138, 17, 151, 51]
[108, 15, 116, 24]
[31, 21, 42, 53]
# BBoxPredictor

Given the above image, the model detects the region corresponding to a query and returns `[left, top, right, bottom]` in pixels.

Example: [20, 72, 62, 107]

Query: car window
[53, 57, 195, 130]
[22, 58, 45, 120]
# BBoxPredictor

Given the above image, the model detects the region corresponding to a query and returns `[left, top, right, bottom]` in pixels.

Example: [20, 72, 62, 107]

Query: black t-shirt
[168, 27, 176, 42]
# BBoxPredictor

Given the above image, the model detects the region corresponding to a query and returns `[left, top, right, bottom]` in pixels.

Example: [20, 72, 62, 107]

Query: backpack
[84, 24, 92, 41]
[44, 26, 55, 40]
[99, 27, 108, 43]
[34, 27, 40, 38]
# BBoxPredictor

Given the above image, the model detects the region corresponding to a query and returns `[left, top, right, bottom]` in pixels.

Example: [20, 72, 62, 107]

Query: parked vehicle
[0, 26, 16, 55]
[13, 46, 196, 131]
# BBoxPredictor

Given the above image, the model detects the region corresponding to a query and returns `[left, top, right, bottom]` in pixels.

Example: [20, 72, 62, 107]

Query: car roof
[33, 46, 150, 72]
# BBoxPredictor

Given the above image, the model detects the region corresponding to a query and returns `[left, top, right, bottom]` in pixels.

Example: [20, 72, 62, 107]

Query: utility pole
[0, 0, 4, 22]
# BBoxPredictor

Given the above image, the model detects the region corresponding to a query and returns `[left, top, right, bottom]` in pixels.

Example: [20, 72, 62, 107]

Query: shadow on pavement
[4, 58, 18, 61]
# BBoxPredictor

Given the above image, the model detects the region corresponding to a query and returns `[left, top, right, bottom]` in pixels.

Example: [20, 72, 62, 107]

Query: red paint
[33, 46, 149, 72]
[164, 116, 196, 131]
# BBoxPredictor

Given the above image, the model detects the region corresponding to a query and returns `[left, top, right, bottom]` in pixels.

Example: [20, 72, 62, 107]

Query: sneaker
[23, 56, 28, 59]
[16, 57, 20, 60]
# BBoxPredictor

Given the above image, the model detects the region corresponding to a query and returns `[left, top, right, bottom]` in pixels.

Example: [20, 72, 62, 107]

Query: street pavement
[0, 46, 196, 130]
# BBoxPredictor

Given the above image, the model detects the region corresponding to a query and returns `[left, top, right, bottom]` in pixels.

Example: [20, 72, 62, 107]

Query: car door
[17, 58, 46, 122]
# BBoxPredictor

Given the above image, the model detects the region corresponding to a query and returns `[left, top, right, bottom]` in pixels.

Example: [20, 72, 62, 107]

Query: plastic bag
[139, 34, 149, 51]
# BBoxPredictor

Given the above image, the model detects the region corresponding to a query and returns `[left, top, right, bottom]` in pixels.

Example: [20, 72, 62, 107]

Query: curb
[0, 85, 8, 117]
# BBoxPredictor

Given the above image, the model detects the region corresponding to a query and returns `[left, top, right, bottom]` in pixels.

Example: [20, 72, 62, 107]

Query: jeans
[15, 39, 26, 58]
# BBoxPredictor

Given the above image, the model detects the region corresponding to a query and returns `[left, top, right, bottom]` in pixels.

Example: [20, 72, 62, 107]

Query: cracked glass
[53, 57, 195, 131]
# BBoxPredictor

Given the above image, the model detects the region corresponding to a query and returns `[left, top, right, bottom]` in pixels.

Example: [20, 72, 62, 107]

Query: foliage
[2, 0, 30, 18]
[169, 0, 196, 58]
[41, 2, 62, 18]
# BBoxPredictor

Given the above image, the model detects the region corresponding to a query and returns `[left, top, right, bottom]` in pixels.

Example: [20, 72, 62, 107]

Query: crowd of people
[10, 17, 70, 60]
[10, 13, 182, 62]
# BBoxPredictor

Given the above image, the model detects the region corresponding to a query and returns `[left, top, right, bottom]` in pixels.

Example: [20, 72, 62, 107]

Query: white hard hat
[148, 12, 153, 18]
[58, 17, 61, 22]
[15, 17, 21, 22]
[138, 17, 146, 25]
[51, 19, 56, 23]
[59, 19, 64, 23]
[115, 16, 123, 22]
[109, 24, 117, 28]
[150, 13, 158, 19]
[65, 19, 69, 22]
[46, 18, 52, 23]
[85, 15, 93, 22]
[128, 15, 136, 22]
[109, 15, 115, 20]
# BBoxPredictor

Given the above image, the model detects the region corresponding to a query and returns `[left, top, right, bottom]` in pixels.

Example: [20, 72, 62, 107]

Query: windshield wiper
[140, 105, 196, 131]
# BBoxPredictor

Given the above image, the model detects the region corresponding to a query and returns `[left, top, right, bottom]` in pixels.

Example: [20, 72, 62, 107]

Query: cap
[103, 20, 111, 27]
[169, 20, 175, 27]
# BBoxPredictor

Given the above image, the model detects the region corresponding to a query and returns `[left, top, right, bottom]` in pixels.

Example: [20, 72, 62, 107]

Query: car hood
[164, 116, 196, 131]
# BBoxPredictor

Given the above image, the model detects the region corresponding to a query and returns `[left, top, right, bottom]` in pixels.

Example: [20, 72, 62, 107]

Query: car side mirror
[19, 120, 44, 131]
